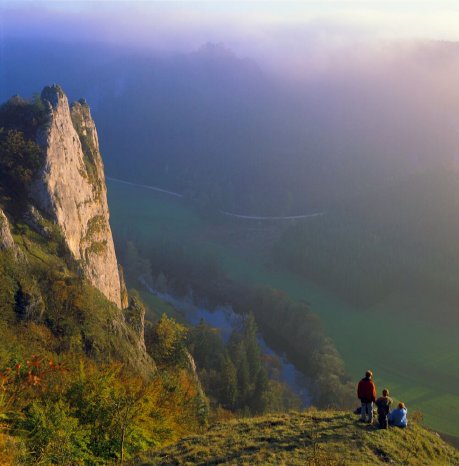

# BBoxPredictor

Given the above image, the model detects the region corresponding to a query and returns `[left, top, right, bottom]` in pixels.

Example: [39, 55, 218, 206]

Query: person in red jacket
[357, 370, 377, 423]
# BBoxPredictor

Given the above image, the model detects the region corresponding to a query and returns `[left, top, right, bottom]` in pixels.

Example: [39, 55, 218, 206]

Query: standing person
[357, 370, 377, 423]
[375, 389, 393, 429]
[389, 402, 408, 428]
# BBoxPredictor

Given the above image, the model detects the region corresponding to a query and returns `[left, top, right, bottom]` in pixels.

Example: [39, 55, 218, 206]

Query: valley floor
[107, 179, 459, 442]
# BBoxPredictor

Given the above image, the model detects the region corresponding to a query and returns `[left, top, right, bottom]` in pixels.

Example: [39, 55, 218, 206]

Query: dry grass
[135, 408, 459, 465]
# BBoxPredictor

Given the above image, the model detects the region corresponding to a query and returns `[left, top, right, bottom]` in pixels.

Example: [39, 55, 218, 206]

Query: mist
[2, 0, 459, 446]
[3, 1, 459, 71]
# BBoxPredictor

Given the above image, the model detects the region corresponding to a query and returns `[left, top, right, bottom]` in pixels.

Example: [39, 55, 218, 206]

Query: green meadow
[107, 179, 459, 441]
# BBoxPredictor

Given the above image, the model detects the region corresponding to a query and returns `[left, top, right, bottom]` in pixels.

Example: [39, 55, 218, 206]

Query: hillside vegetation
[137, 409, 459, 465]
[0, 90, 210, 464]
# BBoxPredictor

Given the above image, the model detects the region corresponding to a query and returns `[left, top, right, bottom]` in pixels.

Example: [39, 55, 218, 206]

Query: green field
[107, 179, 459, 440]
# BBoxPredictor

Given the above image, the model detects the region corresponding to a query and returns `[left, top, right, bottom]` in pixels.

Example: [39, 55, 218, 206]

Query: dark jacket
[376, 396, 392, 416]
[357, 377, 376, 403]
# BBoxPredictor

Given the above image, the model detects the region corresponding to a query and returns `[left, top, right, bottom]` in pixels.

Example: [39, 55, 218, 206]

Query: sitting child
[389, 402, 408, 428]
[375, 388, 393, 429]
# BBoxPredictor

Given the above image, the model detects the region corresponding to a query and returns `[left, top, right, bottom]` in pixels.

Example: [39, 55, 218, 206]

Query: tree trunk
[120, 425, 126, 464]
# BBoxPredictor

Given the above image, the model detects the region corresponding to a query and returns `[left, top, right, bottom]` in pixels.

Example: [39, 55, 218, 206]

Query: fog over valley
[2, 37, 459, 214]
[1, 1, 459, 461]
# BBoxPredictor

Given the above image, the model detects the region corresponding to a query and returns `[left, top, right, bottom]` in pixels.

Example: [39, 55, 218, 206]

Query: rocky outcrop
[23, 206, 53, 239]
[30, 85, 122, 307]
[118, 265, 129, 309]
[0, 209, 16, 251]
[124, 296, 146, 350]
[15, 282, 45, 322]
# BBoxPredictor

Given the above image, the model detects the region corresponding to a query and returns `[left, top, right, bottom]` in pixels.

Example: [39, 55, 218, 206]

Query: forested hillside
[274, 168, 459, 310]
[117, 237, 355, 409]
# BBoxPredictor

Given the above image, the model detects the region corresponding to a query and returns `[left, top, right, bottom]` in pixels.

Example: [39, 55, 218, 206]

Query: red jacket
[357, 377, 376, 403]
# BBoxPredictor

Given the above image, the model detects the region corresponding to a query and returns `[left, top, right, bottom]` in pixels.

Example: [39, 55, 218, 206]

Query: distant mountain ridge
[4, 38, 459, 216]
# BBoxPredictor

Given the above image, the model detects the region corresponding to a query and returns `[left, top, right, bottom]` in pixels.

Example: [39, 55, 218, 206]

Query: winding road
[106, 176, 183, 198]
[219, 210, 324, 220]
[107, 176, 325, 221]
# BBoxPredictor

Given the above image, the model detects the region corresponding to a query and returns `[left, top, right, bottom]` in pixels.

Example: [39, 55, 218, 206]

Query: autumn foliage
[0, 355, 205, 465]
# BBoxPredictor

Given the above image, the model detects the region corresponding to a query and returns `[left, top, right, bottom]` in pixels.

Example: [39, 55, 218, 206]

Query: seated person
[375, 388, 393, 429]
[389, 402, 408, 428]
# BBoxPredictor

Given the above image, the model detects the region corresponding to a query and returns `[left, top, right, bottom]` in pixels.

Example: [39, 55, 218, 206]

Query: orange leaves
[26, 373, 40, 387]
[0, 354, 66, 407]
[26, 355, 39, 369]
[0, 357, 205, 460]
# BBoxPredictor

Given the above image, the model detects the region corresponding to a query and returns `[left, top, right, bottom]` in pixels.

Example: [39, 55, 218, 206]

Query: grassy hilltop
[136, 410, 459, 465]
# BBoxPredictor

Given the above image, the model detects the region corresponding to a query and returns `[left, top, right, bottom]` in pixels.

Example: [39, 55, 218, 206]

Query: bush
[20, 400, 93, 465]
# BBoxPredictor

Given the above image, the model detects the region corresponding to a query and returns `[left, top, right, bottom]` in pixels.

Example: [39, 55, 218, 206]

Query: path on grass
[107, 176, 325, 221]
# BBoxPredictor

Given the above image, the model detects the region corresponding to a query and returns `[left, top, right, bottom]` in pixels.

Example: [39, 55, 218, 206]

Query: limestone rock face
[23, 206, 53, 239]
[30, 85, 122, 307]
[0, 208, 16, 252]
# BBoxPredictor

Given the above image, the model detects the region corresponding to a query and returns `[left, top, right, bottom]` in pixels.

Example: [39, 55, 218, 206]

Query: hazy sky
[3, 2, 459, 45]
[1, 1, 459, 76]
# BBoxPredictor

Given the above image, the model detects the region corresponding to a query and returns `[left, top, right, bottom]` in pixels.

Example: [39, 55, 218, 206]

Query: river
[140, 278, 311, 407]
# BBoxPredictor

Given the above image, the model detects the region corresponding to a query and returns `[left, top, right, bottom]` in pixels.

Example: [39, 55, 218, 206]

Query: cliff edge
[138, 410, 459, 465]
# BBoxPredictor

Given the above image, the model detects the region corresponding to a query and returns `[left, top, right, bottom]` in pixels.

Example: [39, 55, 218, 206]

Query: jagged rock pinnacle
[30, 85, 124, 307]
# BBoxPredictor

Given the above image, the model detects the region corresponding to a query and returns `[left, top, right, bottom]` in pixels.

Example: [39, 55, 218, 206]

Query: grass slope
[136, 410, 459, 465]
[0, 215, 153, 377]
[107, 180, 459, 440]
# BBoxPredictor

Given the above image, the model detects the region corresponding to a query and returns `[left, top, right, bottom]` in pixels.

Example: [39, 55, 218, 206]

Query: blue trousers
[361, 402, 373, 422]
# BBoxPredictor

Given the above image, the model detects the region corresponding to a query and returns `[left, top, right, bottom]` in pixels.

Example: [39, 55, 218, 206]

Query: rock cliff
[30, 85, 123, 307]
[0, 208, 16, 252]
